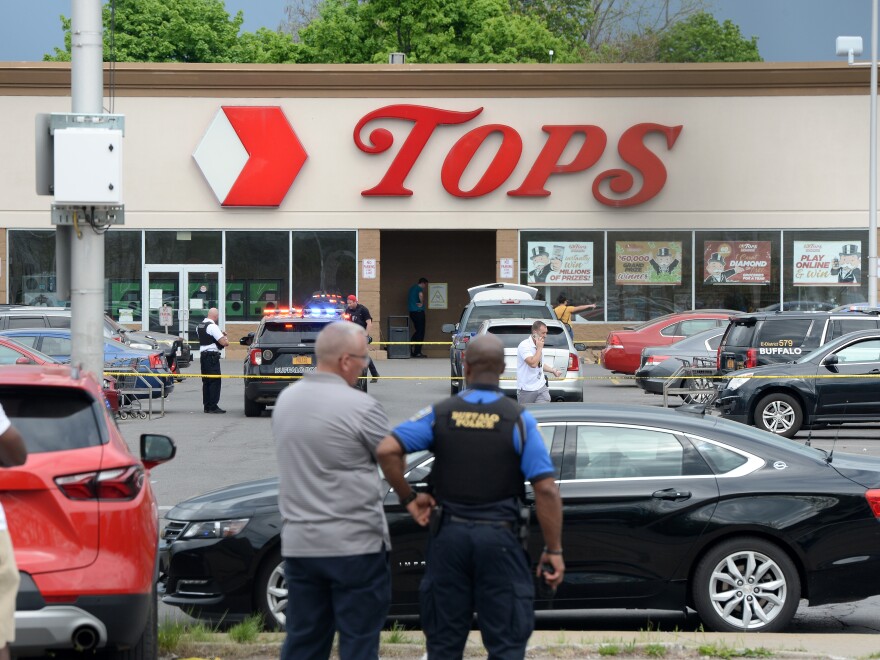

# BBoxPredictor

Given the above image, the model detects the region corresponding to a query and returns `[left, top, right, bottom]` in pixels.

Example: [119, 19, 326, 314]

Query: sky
[0, 0, 873, 63]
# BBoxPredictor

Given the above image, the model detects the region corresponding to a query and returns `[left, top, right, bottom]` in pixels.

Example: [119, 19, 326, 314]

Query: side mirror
[824, 353, 839, 367]
[14, 357, 33, 365]
[240, 333, 254, 346]
[574, 342, 587, 352]
[140, 433, 176, 469]
[441, 323, 456, 334]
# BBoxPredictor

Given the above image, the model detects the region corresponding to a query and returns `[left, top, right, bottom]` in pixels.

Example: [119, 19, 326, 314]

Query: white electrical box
[53, 127, 123, 204]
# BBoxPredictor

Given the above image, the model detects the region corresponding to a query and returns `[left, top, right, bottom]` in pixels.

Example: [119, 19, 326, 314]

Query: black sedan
[158, 404, 880, 633]
[635, 327, 724, 402]
[717, 328, 880, 438]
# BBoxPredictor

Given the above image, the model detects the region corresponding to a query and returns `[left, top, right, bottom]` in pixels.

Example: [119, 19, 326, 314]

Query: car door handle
[652, 488, 691, 501]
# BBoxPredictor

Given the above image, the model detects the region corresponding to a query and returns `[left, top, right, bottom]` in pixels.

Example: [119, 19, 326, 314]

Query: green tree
[298, 0, 574, 63]
[657, 11, 761, 62]
[45, 0, 300, 63]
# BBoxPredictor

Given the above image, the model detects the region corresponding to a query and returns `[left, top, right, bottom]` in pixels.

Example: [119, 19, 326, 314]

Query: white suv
[469, 318, 586, 402]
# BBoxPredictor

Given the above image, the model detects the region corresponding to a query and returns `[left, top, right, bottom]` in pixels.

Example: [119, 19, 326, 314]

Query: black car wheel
[450, 369, 461, 395]
[753, 392, 802, 438]
[244, 397, 264, 418]
[681, 376, 716, 404]
[255, 548, 287, 631]
[693, 537, 800, 633]
[106, 583, 157, 659]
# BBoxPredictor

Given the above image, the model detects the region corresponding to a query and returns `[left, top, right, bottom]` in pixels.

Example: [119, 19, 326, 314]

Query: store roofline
[0, 61, 870, 98]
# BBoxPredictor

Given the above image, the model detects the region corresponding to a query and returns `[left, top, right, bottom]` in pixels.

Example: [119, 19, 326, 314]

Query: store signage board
[194, 104, 682, 209]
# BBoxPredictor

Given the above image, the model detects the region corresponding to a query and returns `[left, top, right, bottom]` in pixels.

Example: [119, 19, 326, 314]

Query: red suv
[600, 310, 737, 375]
[0, 365, 175, 657]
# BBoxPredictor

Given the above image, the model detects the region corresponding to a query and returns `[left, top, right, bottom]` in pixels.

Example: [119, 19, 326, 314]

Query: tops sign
[194, 104, 682, 208]
[355, 105, 682, 206]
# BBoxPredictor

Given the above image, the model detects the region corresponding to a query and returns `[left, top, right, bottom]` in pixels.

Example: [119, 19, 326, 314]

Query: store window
[519, 231, 605, 322]
[226, 231, 290, 321]
[105, 231, 143, 323]
[9, 230, 57, 306]
[783, 230, 868, 310]
[605, 231, 692, 322]
[695, 231, 780, 313]
[145, 231, 221, 264]
[291, 231, 356, 306]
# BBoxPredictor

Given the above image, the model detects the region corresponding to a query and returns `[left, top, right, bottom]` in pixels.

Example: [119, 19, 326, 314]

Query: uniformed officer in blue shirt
[377, 334, 564, 660]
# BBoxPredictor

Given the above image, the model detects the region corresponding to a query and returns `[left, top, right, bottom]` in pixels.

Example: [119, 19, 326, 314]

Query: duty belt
[447, 514, 513, 529]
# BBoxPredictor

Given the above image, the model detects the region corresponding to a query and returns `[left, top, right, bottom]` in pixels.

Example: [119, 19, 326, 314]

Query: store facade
[0, 63, 874, 355]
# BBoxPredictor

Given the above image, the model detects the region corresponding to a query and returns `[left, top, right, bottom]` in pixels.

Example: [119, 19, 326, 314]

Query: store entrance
[380, 230, 495, 357]
[144, 266, 223, 353]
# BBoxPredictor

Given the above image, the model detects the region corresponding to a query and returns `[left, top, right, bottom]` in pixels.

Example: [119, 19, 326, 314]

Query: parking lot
[117, 355, 880, 514]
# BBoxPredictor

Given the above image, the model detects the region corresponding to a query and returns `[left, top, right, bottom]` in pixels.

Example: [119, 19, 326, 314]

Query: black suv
[240, 311, 367, 417]
[717, 310, 880, 375]
[441, 283, 555, 395]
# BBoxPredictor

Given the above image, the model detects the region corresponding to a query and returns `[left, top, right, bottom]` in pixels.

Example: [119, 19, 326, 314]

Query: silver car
[469, 318, 587, 402]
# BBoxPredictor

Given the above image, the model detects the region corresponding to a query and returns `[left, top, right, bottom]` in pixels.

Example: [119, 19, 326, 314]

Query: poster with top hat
[793, 241, 862, 286]
[703, 241, 772, 284]
[615, 241, 682, 285]
[526, 241, 593, 285]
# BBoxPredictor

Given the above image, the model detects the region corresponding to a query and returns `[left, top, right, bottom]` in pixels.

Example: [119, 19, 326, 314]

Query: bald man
[377, 334, 564, 660]
[197, 307, 229, 414]
[273, 321, 392, 660]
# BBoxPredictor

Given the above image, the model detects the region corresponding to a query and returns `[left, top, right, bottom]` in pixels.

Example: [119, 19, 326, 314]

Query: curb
[162, 630, 880, 659]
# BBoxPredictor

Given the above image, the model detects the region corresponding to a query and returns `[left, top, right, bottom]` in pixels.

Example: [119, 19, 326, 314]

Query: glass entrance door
[144, 267, 222, 354]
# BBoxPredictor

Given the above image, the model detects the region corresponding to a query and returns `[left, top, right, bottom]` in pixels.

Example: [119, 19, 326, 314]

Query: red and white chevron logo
[193, 107, 308, 207]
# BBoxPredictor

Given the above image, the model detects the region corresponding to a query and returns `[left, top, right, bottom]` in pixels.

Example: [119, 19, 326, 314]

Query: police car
[239, 300, 366, 417]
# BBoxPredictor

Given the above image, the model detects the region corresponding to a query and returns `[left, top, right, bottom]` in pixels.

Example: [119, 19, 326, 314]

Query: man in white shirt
[197, 307, 229, 414]
[516, 320, 561, 404]
[0, 403, 26, 660]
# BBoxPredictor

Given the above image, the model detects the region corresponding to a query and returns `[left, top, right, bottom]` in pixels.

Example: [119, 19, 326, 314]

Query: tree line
[45, 0, 761, 64]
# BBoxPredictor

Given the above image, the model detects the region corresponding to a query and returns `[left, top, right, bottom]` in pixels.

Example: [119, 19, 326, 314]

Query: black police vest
[197, 321, 221, 349]
[430, 394, 525, 505]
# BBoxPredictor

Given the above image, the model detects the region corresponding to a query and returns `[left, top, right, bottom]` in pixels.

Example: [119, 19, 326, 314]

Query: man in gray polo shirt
[273, 321, 391, 660]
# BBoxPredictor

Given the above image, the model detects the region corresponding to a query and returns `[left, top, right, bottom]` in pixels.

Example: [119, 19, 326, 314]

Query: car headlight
[129, 342, 154, 350]
[726, 373, 754, 391]
[181, 518, 250, 539]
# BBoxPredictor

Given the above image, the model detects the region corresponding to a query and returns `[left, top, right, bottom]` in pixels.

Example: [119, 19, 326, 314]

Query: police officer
[346, 294, 380, 383]
[197, 307, 229, 414]
[377, 334, 564, 660]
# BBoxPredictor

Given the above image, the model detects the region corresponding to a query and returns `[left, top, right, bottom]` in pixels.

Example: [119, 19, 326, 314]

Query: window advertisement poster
[703, 241, 772, 284]
[615, 241, 682, 285]
[526, 241, 594, 284]
[793, 241, 862, 286]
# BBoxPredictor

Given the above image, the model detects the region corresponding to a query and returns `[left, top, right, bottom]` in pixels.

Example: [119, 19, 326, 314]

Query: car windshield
[487, 325, 568, 348]
[0, 386, 104, 453]
[464, 305, 552, 332]
[260, 321, 330, 343]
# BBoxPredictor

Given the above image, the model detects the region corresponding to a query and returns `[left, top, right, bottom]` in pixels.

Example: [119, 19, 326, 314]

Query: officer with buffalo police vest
[377, 334, 564, 659]
[197, 307, 229, 414]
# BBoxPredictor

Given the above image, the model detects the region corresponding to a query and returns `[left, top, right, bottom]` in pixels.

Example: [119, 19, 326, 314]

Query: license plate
[292, 356, 312, 365]
[274, 366, 316, 374]
[176, 348, 182, 356]
[726, 358, 734, 370]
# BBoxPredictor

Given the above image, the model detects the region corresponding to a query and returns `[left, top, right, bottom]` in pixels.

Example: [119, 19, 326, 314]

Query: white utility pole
[69, 0, 106, 378]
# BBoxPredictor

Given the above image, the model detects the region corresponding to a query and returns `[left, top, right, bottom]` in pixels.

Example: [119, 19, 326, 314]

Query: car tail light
[55, 466, 145, 501]
[866, 490, 880, 518]
[249, 348, 263, 366]
[745, 348, 758, 368]
[148, 353, 162, 369]
[607, 334, 623, 349]
[113, 336, 122, 342]
[567, 352, 580, 372]
[645, 355, 669, 365]
[717, 346, 722, 371]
